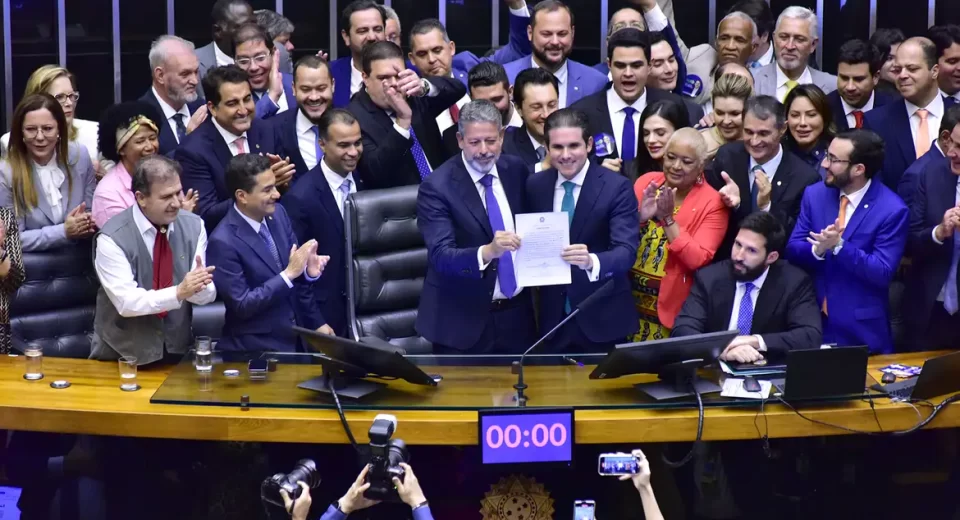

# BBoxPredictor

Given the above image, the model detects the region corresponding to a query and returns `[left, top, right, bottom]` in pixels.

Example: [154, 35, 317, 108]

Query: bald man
[686, 12, 758, 105]
[141, 35, 208, 155]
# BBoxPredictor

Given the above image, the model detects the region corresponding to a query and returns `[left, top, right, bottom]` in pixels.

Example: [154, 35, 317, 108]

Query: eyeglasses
[22, 126, 58, 140]
[53, 92, 80, 105]
[824, 154, 851, 166]
[235, 53, 270, 67]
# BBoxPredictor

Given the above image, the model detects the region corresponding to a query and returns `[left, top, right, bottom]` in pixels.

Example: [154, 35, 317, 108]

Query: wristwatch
[412, 500, 429, 511]
[418, 78, 431, 97]
[660, 215, 676, 227]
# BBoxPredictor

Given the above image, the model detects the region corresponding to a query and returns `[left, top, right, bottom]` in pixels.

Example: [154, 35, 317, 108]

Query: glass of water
[195, 336, 213, 373]
[23, 345, 43, 380]
[118, 356, 139, 391]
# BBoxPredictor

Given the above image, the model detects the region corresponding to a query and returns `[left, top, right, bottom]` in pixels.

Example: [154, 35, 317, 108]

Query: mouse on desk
[881, 372, 896, 384]
[743, 376, 762, 393]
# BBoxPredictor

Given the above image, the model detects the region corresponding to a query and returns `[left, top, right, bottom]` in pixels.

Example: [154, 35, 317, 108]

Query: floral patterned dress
[629, 206, 679, 342]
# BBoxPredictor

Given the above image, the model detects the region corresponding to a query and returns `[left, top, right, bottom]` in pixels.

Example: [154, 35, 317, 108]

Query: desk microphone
[512, 278, 617, 406]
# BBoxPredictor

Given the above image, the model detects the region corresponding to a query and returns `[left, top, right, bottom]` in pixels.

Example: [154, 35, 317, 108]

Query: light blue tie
[338, 179, 352, 217]
[258, 223, 283, 271]
[737, 283, 755, 335]
[561, 181, 576, 314]
[944, 233, 960, 314]
[311, 125, 324, 167]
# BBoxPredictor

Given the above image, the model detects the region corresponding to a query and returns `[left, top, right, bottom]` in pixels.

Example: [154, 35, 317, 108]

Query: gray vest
[91, 207, 202, 365]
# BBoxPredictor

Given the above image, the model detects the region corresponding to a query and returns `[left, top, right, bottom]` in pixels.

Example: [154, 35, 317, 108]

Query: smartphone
[573, 500, 596, 520]
[597, 452, 639, 476]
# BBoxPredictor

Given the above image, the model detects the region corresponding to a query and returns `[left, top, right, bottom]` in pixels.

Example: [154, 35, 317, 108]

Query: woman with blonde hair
[700, 73, 753, 161]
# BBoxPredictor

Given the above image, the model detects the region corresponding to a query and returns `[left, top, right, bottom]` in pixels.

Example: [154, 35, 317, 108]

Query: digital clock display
[478, 409, 574, 464]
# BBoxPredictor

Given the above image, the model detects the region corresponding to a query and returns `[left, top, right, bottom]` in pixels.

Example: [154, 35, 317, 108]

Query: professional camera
[261, 459, 321, 508]
[364, 414, 410, 501]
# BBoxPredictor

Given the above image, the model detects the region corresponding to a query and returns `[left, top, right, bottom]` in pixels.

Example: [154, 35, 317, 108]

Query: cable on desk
[327, 377, 362, 454]
[662, 382, 704, 468]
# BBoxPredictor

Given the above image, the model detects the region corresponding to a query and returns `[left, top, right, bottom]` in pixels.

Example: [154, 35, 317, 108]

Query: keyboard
[880, 378, 917, 400]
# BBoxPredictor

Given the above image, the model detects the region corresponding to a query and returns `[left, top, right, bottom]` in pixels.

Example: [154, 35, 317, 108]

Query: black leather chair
[193, 301, 226, 344]
[344, 186, 432, 354]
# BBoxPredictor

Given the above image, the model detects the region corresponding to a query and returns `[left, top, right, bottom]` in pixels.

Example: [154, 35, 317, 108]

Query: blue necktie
[258, 223, 283, 271]
[945, 232, 960, 314]
[408, 126, 432, 180]
[479, 174, 517, 298]
[621, 107, 637, 162]
[750, 164, 764, 211]
[173, 114, 187, 143]
[737, 283, 755, 335]
[338, 179, 352, 217]
[561, 181, 576, 314]
[311, 125, 324, 167]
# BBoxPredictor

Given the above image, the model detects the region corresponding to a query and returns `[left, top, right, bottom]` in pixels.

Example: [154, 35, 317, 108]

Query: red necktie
[449, 103, 460, 125]
[153, 225, 174, 319]
[852, 110, 864, 129]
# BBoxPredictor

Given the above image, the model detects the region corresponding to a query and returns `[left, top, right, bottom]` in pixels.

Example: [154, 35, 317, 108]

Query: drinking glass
[23, 345, 43, 380]
[195, 336, 213, 372]
[119, 356, 139, 391]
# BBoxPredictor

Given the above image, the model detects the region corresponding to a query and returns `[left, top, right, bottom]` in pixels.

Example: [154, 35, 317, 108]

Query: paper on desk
[515, 212, 571, 287]
[720, 377, 772, 399]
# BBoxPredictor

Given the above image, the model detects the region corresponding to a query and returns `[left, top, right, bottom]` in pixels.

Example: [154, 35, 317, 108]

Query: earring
[696, 173, 704, 185]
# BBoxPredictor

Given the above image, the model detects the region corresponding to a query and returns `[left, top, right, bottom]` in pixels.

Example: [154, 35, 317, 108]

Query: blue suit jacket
[138, 90, 205, 156]
[897, 143, 946, 208]
[449, 9, 531, 85]
[175, 117, 277, 232]
[785, 180, 908, 354]
[502, 126, 539, 169]
[525, 163, 640, 345]
[415, 154, 535, 351]
[268, 108, 311, 184]
[504, 57, 608, 108]
[282, 166, 365, 338]
[208, 204, 321, 352]
[254, 72, 296, 120]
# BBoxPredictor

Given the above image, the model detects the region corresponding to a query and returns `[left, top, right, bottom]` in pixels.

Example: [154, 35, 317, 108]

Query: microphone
[512, 278, 617, 406]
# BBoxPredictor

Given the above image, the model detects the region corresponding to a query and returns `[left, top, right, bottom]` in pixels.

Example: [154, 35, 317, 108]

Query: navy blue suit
[416, 154, 536, 353]
[268, 108, 311, 184]
[282, 165, 364, 338]
[138, 89, 205, 156]
[504, 57, 608, 108]
[208, 204, 321, 352]
[897, 143, 946, 208]
[826, 89, 898, 132]
[525, 163, 640, 351]
[175, 117, 277, 231]
[253, 72, 296, 120]
[502, 126, 540, 169]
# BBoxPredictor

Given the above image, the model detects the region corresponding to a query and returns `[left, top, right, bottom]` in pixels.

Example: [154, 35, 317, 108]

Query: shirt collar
[211, 116, 247, 144]
[606, 85, 647, 114]
[749, 145, 784, 177]
[776, 65, 813, 89]
[532, 56, 568, 85]
[296, 110, 317, 136]
[936, 140, 945, 156]
[842, 178, 871, 210]
[841, 91, 875, 115]
[320, 159, 356, 190]
[151, 86, 190, 120]
[527, 129, 544, 152]
[32, 150, 60, 171]
[133, 202, 174, 236]
[214, 43, 234, 66]
[233, 204, 263, 233]
[462, 154, 499, 184]
[555, 160, 589, 190]
[941, 89, 960, 102]
[759, 45, 775, 66]
[737, 265, 770, 291]
[905, 92, 945, 119]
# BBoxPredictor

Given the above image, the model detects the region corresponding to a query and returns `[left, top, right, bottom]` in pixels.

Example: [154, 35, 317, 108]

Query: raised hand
[638, 182, 659, 222]
[267, 50, 283, 102]
[600, 158, 623, 173]
[755, 170, 772, 209]
[176, 255, 215, 301]
[717, 172, 740, 209]
[396, 67, 425, 97]
[561, 244, 593, 269]
[654, 186, 676, 220]
[64, 202, 95, 239]
[382, 77, 413, 126]
[186, 105, 208, 134]
[180, 189, 199, 214]
[283, 240, 317, 280]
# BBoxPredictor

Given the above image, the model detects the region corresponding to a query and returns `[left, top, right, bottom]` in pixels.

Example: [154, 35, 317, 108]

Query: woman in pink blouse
[93, 101, 197, 227]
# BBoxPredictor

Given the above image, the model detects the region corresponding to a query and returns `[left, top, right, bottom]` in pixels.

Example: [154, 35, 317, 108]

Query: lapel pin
[864, 204, 869, 208]
[255, 144, 260, 150]
[776, 181, 782, 186]
[180, 255, 185, 260]
[574, 86, 579, 91]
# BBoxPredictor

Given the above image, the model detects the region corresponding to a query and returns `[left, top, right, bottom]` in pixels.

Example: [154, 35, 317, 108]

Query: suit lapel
[284, 111, 307, 172]
[841, 180, 878, 237]
[733, 146, 752, 206]
[498, 158, 524, 217]
[232, 210, 281, 271]
[570, 166, 604, 242]
[265, 214, 291, 265]
[567, 63, 581, 106]
[892, 101, 915, 165]
[315, 173, 345, 237]
[771, 154, 792, 206]
[516, 128, 537, 163]
[936, 164, 956, 218]
[751, 263, 780, 332]
[452, 161, 493, 237]
[30, 166, 56, 223]
[717, 269, 737, 329]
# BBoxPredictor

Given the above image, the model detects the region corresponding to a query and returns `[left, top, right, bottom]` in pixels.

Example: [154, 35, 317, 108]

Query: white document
[720, 377, 772, 399]
[514, 212, 571, 288]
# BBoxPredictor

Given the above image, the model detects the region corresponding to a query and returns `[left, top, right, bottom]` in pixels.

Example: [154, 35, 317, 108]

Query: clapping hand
[639, 182, 659, 222]
[176, 255, 215, 301]
[64, 202, 95, 239]
[754, 170, 772, 209]
[654, 186, 676, 221]
[267, 51, 283, 102]
[936, 206, 960, 242]
[807, 219, 842, 256]
[306, 251, 330, 278]
[718, 172, 740, 209]
[284, 240, 318, 280]
[265, 153, 296, 187]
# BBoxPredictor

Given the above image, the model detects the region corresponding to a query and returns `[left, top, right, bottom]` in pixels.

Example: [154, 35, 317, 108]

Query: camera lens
[285, 459, 321, 492]
[387, 439, 409, 467]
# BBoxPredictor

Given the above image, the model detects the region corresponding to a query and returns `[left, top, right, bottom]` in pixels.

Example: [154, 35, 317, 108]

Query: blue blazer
[415, 154, 535, 351]
[450, 9, 531, 85]
[525, 163, 639, 345]
[254, 72, 296, 120]
[897, 143, 946, 208]
[504, 56, 608, 108]
[138, 90, 205, 156]
[175, 117, 277, 232]
[593, 24, 687, 98]
[268, 108, 310, 184]
[208, 204, 321, 352]
[282, 166, 365, 338]
[785, 180, 908, 354]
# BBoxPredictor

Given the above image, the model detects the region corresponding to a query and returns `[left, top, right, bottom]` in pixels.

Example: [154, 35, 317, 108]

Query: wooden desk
[1, 352, 956, 445]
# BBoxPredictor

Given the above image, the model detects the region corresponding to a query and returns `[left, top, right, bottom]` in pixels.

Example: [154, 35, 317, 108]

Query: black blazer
[672, 260, 823, 355]
[138, 89, 205, 156]
[826, 89, 898, 132]
[502, 126, 540, 168]
[707, 142, 820, 261]
[350, 76, 467, 189]
[441, 124, 460, 159]
[268, 108, 310, 183]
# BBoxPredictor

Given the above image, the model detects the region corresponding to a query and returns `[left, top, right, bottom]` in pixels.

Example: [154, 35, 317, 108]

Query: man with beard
[194, 0, 254, 98]
[751, 7, 836, 101]
[141, 35, 208, 156]
[233, 23, 296, 120]
[673, 211, 821, 363]
[269, 56, 333, 180]
[416, 100, 536, 354]
[330, 0, 387, 108]
[826, 39, 898, 133]
[503, 0, 608, 109]
[785, 130, 907, 354]
[442, 62, 523, 156]
[930, 25, 960, 104]
[503, 68, 560, 171]
[283, 109, 365, 338]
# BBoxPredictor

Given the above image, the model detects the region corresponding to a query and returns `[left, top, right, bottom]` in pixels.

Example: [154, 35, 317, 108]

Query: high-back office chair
[344, 186, 432, 354]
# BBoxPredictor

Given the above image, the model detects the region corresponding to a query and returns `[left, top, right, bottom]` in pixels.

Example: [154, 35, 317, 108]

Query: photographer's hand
[339, 465, 380, 514]
[279, 482, 311, 520]
[393, 463, 427, 508]
[618, 449, 664, 520]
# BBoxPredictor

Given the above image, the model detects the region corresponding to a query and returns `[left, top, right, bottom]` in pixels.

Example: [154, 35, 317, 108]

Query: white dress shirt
[529, 130, 547, 173]
[606, 87, 647, 161]
[152, 86, 192, 145]
[436, 93, 471, 134]
[350, 58, 364, 97]
[533, 56, 569, 108]
[748, 145, 784, 212]
[468, 156, 520, 300]
[755, 45, 775, 68]
[95, 205, 216, 317]
[320, 159, 358, 218]
[726, 265, 770, 351]
[214, 43, 234, 67]
[553, 161, 601, 281]
[211, 117, 249, 156]
[841, 91, 875, 129]
[905, 94, 944, 155]
[233, 205, 300, 288]
[296, 110, 321, 170]
[942, 89, 960, 103]
[775, 65, 814, 102]
[813, 179, 871, 260]
[33, 154, 65, 218]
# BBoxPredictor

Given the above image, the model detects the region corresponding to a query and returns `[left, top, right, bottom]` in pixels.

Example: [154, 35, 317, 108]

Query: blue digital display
[479, 409, 574, 464]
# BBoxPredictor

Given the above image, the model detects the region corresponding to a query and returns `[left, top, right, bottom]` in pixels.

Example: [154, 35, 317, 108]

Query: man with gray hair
[92, 155, 217, 365]
[382, 5, 402, 47]
[751, 6, 836, 101]
[416, 99, 536, 354]
[254, 9, 295, 74]
[140, 35, 209, 155]
[685, 11, 758, 105]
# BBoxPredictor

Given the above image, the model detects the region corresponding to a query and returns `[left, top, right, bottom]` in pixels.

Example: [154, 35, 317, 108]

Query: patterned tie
[338, 179, 352, 217]
[783, 79, 799, 102]
[536, 146, 547, 162]
[852, 110, 865, 129]
[234, 136, 247, 155]
[561, 181, 576, 314]
[750, 164, 764, 211]
[737, 283, 755, 335]
[621, 107, 637, 162]
[915, 109, 931, 158]
[173, 114, 187, 143]
[258, 223, 283, 270]
[407, 126, 432, 180]
[152, 225, 174, 319]
[311, 125, 324, 167]
[479, 174, 517, 299]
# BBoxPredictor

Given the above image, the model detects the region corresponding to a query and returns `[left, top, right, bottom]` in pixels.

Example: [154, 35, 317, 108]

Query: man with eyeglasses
[785, 129, 907, 354]
[233, 23, 296, 120]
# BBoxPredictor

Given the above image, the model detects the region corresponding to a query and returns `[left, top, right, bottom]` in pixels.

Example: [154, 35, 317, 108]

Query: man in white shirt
[751, 7, 836, 101]
[329, 0, 387, 108]
[502, 68, 560, 172]
[91, 155, 216, 365]
[930, 25, 960, 104]
[194, 0, 254, 98]
[142, 35, 208, 155]
[271, 55, 334, 178]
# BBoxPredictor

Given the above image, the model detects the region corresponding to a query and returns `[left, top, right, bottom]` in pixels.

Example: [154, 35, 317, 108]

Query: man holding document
[416, 100, 536, 354]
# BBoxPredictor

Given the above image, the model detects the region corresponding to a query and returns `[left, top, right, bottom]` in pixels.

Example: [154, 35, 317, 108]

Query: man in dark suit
[176, 65, 289, 231]
[441, 62, 523, 157]
[208, 154, 328, 352]
[349, 41, 466, 189]
[233, 23, 296, 120]
[674, 211, 822, 362]
[268, 55, 333, 181]
[526, 109, 640, 352]
[786, 130, 908, 354]
[864, 37, 958, 189]
[571, 29, 689, 176]
[330, 0, 386, 108]
[283, 109, 363, 338]
[141, 35, 207, 156]
[903, 118, 960, 351]
[899, 105, 960, 207]
[709, 95, 820, 260]
[827, 39, 898, 132]
[930, 25, 960, 104]
[194, 0, 254, 99]
[646, 31, 704, 125]
[502, 68, 560, 172]
[416, 100, 536, 354]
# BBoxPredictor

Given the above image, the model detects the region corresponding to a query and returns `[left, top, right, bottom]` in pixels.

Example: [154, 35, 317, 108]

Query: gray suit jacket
[752, 62, 837, 100]
[0, 142, 97, 252]
[195, 41, 292, 97]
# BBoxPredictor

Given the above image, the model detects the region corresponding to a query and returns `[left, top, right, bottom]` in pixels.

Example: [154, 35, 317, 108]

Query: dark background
[3, 0, 960, 132]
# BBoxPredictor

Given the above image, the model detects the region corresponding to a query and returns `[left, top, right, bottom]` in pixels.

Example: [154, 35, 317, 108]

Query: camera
[364, 414, 410, 501]
[261, 459, 321, 508]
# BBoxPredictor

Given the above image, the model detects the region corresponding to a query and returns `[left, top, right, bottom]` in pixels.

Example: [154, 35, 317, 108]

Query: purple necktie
[479, 174, 517, 298]
[737, 283, 755, 335]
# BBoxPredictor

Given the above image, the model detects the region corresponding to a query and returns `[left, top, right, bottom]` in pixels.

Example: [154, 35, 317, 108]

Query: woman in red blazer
[630, 128, 729, 341]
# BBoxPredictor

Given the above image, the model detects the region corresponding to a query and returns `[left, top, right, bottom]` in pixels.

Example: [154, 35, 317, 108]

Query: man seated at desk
[672, 211, 822, 362]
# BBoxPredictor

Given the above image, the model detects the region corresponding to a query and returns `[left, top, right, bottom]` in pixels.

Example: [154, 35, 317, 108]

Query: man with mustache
[330, 0, 387, 108]
[502, 68, 560, 172]
[826, 39, 898, 133]
[233, 23, 296, 121]
[751, 7, 836, 102]
[503, 0, 608, 109]
[416, 100, 536, 354]
[194, 0, 254, 98]
[930, 25, 960, 104]
[141, 35, 208, 156]
[268, 56, 334, 180]
[685, 11, 758, 106]
[442, 62, 524, 157]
